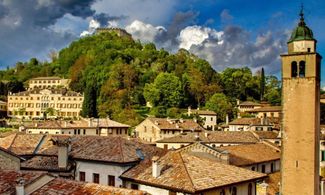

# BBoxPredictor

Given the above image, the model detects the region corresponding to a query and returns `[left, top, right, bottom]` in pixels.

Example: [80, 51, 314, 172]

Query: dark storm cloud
[0, 0, 99, 67]
[188, 25, 288, 73]
[93, 13, 128, 26]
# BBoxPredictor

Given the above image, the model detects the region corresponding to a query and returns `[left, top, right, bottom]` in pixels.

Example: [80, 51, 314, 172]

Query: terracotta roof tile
[228, 117, 279, 126]
[248, 106, 282, 112]
[122, 151, 266, 193]
[156, 131, 259, 144]
[192, 110, 217, 115]
[147, 117, 204, 131]
[253, 131, 280, 139]
[21, 156, 64, 171]
[238, 101, 261, 106]
[0, 170, 46, 194]
[220, 143, 281, 166]
[31, 178, 149, 195]
[266, 172, 280, 195]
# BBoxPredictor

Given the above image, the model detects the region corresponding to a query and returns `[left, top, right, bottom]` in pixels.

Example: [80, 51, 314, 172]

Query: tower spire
[299, 3, 305, 26]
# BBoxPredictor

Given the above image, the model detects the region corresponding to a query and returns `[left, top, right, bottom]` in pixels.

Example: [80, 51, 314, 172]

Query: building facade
[187, 107, 217, 130]
[7, 77, 83, 119]
[280, 10, 321, 195]
[28, 77, 70, 90]
[0, 100, 7, 118]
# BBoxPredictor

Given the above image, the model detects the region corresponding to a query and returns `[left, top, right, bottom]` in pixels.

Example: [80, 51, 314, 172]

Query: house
[135, 117, 204, 143]
[220, 143, 281, 174]
[21, 118, 130, 136]
[0, 170, 148, 195]
[155, 131, 260, 150]
[247, 106, 282, 118]
[228, 117, 279, 131]
[121, 147, 267, 195]
[237, 101, 261, 118]
[7, 88, 83, 119]
[0, 133, 165, 188]
[187, 107, 217, 130]
[251, 131, 281, 145]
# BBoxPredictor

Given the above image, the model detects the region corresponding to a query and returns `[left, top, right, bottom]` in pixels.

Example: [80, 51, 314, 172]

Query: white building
[187, 107, 217, 130]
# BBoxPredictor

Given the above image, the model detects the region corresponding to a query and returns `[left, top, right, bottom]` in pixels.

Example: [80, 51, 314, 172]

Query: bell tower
[281, 7, 322, 195]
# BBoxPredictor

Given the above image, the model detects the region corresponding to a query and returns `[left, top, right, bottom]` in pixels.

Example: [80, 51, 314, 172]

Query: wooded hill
[0, 31, 281, 126]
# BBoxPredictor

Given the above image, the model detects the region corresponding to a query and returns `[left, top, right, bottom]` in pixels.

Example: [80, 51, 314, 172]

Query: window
[321, 151, 325, 161]
[271, 162, 274, 172]
[251, 166, 256, 171]
[93, 173, 99, 183]
[291, 61, 298, 77]
[262, 164, 266, 173]
[164, 144, 168, 150]
[144, 126, 147, 132]
[79, 172, 85, 181]
[299, 61, 306, 77]
[248, 183, 253, 195]
[220, 189, 226, 195]
[108, 175, 115, 186]
[83, 129, 86, 135]
[131, 184, 139, 190]
[256, 127, 263, 131]
[308, 48, 311, 52]
[211, 117, 213, 121]
[267, 127, 273, 131]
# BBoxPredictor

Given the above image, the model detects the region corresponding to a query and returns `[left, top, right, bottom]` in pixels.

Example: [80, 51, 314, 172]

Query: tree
[143, 72, 183, 108]
[81, 82, 98, 118]
[205, 93, 233, 123]
[260, 67, 265, 101]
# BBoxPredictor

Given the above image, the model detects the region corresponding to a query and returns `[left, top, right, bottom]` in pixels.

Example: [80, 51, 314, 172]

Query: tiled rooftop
[228, 117, 279, 126]
[23, 118, 129, 129]
[121, 151, 266, 193]
[21, 156, 63, 171]
[253, 131, 280, 139]
[220, 143, 281, 166]
[0, 170, 46, 194]
[31, 178, 149, 195]
[191, 110, 217, 115]
[266, 172, 280, 195]
[156, 131, 259, 144]
[238, 101, 261, 106]
[248, 106, 282, 112]
[0, 170, 148, 195]
[1, 134, 165, 164]
[147, 117, 204, 131]
[0, 133, 45, 155]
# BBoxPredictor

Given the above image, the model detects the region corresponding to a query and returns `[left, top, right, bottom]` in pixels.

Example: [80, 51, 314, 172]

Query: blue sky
[0, 0, 324, 84]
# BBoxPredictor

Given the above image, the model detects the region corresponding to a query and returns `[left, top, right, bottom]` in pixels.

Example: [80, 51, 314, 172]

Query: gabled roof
[156, 131, 259, 144]
[228, 117, 279, 126]
[238, 101, 261, 106]
[220, 143, 281, 166]
[121, 151, 266, 193]
[29, 76, 63, 80]
[252, 131, 280, 139]
[0, 170, 47, 194]
[31, 178, 148, 195]
[146, 117, 204, 131]
[0, 134, 165, 164]
[191, 110, 217, 115]
[248, 106, 282, 112]
[0, 133, 45, 155]
[0, 170, 148, 195]
[23, 118, 130, 129]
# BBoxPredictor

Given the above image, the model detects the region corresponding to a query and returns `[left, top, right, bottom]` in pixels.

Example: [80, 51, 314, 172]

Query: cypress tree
[81, 82, 98, 118]
[260, 67, 265, 101]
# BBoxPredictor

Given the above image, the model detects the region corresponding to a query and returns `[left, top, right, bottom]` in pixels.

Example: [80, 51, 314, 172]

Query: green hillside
[0, 31, 281, 126]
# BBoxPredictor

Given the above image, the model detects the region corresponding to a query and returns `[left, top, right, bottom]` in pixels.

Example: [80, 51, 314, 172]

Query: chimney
[204, 132, 209, 138]
[152, 156, 161, 178]
[53, 138, 71, 170]
[89, 118, 93, 127]
[188, 106, 192, 116]
[220, 151, 230, 164]
[236, 99, 240, 105]
[64, 121, 67, 128]
[226, 114, 229, 125]
[15, 177, 25, 195]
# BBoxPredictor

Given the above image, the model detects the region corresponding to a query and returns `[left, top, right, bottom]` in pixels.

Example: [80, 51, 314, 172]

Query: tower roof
[288, 6, 315, 43]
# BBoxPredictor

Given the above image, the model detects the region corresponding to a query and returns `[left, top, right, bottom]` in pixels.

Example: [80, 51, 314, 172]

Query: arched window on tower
[299, 61, 306, 77]
[291, 61, 298, 77]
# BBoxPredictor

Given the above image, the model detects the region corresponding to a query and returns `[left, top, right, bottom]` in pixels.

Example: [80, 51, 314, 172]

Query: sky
[0, 0, 325, 83]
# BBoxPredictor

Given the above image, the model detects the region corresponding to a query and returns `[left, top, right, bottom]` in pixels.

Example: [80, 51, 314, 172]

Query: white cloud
[178, 25, 223, 50]
[125, 20, 166, 43]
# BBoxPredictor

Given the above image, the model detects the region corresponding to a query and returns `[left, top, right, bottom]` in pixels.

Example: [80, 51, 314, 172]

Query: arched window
[231, 187, 237, 195]
[220, 189, 226, 195]
[291, 61, 298, 77]
[248, 183, 253, 195]
[299, 61, 306, 77]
